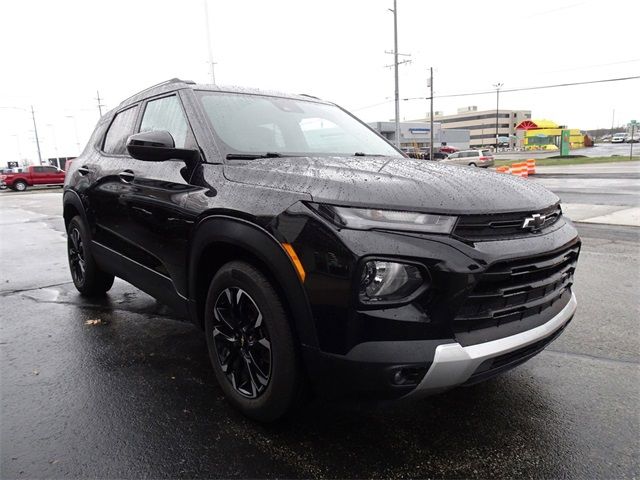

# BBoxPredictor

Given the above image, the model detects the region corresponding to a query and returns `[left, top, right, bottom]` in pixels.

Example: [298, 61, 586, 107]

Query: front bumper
[409, 291, 576, 397]
[303, 291, 576, 400]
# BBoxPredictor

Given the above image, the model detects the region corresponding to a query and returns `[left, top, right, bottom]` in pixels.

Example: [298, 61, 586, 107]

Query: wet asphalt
[1, 191, 638, 479]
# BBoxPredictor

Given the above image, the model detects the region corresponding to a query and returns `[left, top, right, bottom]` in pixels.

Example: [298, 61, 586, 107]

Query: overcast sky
[1, 0, 638, 164]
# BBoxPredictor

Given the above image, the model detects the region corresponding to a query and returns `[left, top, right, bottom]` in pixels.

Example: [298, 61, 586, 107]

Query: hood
[223, 156, 559, 214]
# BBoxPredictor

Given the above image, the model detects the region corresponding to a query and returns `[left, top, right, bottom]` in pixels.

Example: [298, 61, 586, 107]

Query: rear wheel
[204, 261, 303, 422]
[468, 162, 477, 167]
[67, 216, 114, 295]
[13, 181, 27, 191]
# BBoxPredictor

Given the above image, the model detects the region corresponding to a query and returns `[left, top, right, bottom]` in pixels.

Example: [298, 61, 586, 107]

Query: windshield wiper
[226, 152, 284, 160]
[353, 152, 386, 157]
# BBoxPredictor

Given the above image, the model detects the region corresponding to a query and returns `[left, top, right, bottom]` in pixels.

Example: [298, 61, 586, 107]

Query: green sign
[560, 129, 571, 156]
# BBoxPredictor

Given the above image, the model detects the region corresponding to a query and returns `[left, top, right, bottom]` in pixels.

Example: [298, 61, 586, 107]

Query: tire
[67, 216, 114, 295]
[14, 181, 27, 191]
[468, 162, 477, 167]
[204, 261, 303, 422]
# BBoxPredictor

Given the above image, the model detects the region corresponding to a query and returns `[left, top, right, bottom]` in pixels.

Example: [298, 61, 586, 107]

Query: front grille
[454, 241, 580, 339]
[453, 203, 562, 241]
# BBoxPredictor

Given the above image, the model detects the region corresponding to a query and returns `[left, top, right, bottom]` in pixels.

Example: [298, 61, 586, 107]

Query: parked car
[403, 148, 448, 160]
[611, 133, 628, 143]
[0, 165, 66, 191]
[439, 145, 458, 154]
[440, 149, 495, 167]
[64, 78, 580, 421]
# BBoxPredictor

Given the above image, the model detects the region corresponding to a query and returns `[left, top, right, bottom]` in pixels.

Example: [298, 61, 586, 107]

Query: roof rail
[298, 93, 320, 100]
[119, 78, 196, 106]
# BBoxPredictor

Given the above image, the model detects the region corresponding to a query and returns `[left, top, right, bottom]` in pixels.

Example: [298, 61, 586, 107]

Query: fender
[62, 189, 90, 230]
[188, 215, 318, 348]
[8, 176, 29, 187]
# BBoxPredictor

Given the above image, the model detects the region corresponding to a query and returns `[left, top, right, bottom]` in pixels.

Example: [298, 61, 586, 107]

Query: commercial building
[516, 119, 586, 150]
[368, 121, 470, 150]
[413, 106, 532, 148]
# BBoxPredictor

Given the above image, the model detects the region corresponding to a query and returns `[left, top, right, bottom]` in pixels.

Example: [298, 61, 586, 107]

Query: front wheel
[204, 261, 303, 422]
[13, 181, 27, 191]
[67, 216, 114, 295]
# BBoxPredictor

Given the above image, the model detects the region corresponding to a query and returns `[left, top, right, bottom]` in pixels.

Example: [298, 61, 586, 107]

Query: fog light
[392, 367, 427, 386]
[359, 260, 426, 304]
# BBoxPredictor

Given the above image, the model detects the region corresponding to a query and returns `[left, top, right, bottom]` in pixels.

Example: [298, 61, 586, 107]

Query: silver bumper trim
[412, 291, 577, 395]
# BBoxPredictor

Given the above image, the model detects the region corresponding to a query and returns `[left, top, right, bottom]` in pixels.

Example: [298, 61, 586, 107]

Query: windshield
[196, 91, 402, 159]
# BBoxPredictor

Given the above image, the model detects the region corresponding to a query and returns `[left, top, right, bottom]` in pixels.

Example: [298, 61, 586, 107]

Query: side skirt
[91, 240, 190, 319]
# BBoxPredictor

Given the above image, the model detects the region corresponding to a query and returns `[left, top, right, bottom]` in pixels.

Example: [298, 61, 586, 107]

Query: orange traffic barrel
[526, 158, 536, 175]
[512, 162, 528, 178]
[496, 166, 510, 174]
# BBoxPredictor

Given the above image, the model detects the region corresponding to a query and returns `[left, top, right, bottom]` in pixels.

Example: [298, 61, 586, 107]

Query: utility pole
[610, 109, 615, 140]
[30, 105, 43, 165]
[429, 67, 434, 161]
[385, 1, 411, 149]
[96, 90, 104, 117]
[203, 0, 217, 84]
[493, 82, 503, 151]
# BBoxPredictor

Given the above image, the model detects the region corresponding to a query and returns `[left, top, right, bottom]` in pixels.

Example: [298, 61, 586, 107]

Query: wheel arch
[188, 215, 318, 349]
[12, 177, 29, 186]
[63, 190, 89, 230]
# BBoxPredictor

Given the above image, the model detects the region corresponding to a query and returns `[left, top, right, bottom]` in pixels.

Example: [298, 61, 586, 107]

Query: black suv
[64, 79, 580, 421]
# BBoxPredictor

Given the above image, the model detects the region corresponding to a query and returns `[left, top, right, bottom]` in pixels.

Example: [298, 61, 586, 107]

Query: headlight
[359, 260, 427, 304]
[312, 204, 457, 234]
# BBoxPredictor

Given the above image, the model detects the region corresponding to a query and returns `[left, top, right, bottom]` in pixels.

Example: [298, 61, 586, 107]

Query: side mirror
[126, 130, 197, 162]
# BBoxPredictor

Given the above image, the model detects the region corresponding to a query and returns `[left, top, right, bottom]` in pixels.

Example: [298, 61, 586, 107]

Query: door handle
[77, 166, 91, 176]
[118, 170, 135, 183]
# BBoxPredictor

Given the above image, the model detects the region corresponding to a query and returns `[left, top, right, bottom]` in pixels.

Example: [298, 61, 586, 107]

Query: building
[515, 119, 585, 150]
[368, 121, 470, 150]
[413, 106, 532, 148]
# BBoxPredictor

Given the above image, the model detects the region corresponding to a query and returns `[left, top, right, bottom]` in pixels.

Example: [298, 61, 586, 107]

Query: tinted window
[481, 150, 492, 156]
[33, 166, 46, 173]
[103, 106, 138, 155]
[139, 96, 192, 149]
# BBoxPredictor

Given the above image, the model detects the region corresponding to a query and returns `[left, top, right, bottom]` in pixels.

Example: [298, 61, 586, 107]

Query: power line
[403, 75, 640, 101]
[353, 75, 640, 112]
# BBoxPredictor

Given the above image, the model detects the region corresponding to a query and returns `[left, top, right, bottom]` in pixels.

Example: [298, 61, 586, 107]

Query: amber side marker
[282, 243, 306, 282]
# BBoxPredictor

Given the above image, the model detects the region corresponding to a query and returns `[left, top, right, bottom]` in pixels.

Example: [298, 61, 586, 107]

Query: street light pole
[203, 0, 217, 84]
[30, 105, 43, 165]
[631, 122, 636, 160]
[392, 0, 400, 148]
[493, 82, 503, 151]
[429, 67, 434, 161]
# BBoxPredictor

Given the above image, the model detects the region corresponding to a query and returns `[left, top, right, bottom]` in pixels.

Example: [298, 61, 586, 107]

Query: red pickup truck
[0, 165, 66, 192]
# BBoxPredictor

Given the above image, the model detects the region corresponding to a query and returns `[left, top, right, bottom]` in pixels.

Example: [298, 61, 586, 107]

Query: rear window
[481, 150, 492, 157]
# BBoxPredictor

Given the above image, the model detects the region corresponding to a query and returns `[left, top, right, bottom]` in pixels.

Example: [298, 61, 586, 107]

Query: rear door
[30, 166, 47, 184]
[42, 166, 60, 184]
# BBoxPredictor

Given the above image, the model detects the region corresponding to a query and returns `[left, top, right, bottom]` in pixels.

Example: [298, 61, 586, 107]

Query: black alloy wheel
[68, 227, 86, 285]
[66, 216, 114, 295]
[204, 261, 304, 422]
[212, 287, 272, 398]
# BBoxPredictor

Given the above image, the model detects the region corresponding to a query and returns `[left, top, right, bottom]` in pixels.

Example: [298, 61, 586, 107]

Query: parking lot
[1, 176, 639, 478]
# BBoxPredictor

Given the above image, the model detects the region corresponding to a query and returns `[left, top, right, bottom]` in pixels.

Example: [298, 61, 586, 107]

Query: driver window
[139, 96, 195, 149]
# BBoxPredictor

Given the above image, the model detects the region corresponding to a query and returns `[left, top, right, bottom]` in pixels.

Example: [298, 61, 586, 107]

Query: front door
[89, 95, 201, 308]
